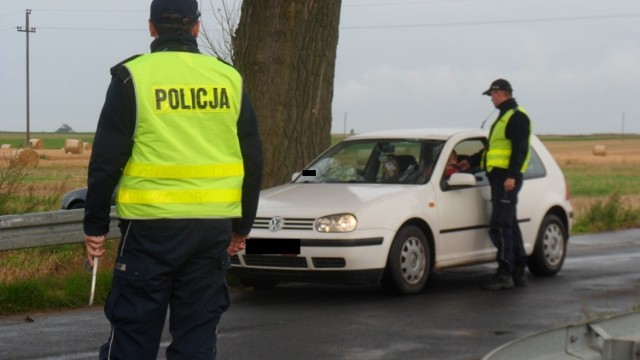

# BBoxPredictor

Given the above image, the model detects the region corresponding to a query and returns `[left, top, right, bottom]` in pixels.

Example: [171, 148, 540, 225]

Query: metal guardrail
[483, 311, 640, 360]
[0, 207, 118, 251]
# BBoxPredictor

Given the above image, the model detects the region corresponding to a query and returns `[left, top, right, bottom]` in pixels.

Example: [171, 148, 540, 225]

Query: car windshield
[294, 139, 445, 184]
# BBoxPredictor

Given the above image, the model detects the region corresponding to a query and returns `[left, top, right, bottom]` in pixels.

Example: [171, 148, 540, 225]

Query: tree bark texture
[234, 0, 342, 189]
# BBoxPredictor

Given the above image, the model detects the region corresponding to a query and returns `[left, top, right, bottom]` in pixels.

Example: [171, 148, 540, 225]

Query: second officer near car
[460, 78, 532, 290]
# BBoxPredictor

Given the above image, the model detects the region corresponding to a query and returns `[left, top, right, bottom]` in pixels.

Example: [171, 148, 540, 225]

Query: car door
[434, 137, 495, 268]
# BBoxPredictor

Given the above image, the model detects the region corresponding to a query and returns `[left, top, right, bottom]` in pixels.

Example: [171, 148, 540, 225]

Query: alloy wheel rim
[400, 236, 426, 284]
[543, 223, 564, 266]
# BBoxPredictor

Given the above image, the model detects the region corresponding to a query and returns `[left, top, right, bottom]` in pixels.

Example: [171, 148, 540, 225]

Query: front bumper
[229, 230, 393, 284]
[229, 265, 384, 285]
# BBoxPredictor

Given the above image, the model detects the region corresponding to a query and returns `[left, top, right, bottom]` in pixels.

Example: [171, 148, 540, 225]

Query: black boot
[482, 269, 514, 291]
[513, 265, 528, 287]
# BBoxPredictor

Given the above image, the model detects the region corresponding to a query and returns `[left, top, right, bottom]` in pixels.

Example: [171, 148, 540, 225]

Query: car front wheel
[528, 214, 567, 276]
[382, 225, 430, 295]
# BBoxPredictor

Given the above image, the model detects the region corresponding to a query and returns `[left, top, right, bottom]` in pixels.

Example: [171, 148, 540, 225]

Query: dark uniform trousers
[99, 218, 231, 360]
[488, 172, 527, 274]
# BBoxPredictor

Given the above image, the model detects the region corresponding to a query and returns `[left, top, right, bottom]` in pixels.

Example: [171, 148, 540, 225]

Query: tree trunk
[233, 0, 342, 189]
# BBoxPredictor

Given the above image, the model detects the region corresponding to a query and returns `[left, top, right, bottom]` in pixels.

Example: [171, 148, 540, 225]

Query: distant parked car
[230, 128, 573, 295]
[61, 187, 116, 209]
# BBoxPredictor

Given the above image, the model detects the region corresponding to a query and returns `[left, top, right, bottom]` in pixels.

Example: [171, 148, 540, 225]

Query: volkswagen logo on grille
[268, 216, 284, 232]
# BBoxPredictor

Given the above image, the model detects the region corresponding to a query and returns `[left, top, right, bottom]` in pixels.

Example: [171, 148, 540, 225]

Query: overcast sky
[1, 0, 639, 136]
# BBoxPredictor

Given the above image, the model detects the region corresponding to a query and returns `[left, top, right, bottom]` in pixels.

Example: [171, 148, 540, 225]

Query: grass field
[0, 132, 638, 314]
[541, 135, 640, 226]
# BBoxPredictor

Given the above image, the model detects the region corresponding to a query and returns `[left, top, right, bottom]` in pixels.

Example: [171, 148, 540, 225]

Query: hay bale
[593, 145, 607, 156]
[64, 139, 84, 154]
[1, 144, 11, 149]
[83, 142, 92, 151]
[29, 138, 44, 149]
[14, 148, 39, 167]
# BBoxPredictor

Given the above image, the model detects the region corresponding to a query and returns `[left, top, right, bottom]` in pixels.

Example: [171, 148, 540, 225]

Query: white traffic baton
[89, 257, 99, 306]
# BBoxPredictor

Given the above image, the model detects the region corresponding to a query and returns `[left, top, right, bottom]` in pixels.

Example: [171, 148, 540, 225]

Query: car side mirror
[443, 173, 477, 190]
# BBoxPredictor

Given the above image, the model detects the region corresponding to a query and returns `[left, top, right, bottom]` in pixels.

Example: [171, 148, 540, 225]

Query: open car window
[442, 138, 489, 187]
[442, 138, 547, 188]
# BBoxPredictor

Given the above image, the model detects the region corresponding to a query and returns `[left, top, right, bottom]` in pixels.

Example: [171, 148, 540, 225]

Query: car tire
[382, 225, 430, 295]
[528, 214, 567, 277]
[69, 201, 85, 210]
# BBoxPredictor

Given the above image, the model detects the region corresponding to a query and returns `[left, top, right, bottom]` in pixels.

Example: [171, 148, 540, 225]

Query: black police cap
[482, 79, 513, 96]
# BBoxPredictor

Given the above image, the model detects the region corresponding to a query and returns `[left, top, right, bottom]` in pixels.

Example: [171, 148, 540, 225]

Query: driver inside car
[381, 154, 401, 183]
[381, 154, 419, 184]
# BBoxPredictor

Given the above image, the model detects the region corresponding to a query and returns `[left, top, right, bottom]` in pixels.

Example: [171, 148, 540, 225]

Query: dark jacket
[84, 34, 263, 236]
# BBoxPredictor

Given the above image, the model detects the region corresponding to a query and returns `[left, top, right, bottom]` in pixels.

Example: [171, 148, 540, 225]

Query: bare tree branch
[199, 0, 240, 63]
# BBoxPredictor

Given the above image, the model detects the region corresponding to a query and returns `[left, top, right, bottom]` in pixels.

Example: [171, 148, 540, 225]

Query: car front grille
[252, 217, 315, 231]
[243, 255, 308, 268]
[237, 255, 347, 269]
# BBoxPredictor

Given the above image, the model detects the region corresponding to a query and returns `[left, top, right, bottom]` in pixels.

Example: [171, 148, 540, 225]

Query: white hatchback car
[231, 128, 573, 294]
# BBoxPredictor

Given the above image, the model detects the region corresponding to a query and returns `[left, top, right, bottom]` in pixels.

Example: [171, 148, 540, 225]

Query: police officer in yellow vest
[83, 0, 263, 358]
[481, 79, 531, 290]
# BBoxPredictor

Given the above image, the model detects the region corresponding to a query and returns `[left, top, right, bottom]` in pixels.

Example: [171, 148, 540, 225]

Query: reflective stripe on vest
[485, 106, 531, 173]
[116, 52, 244, 219]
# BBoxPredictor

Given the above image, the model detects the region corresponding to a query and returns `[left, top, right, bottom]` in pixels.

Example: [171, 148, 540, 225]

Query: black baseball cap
[482, 79, 512, 96]
[150, 0, 200, 25]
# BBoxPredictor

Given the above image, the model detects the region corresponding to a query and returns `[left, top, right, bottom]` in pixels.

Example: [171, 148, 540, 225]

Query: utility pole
[343, 112, 347, 138]
[17, 9, 36, 148]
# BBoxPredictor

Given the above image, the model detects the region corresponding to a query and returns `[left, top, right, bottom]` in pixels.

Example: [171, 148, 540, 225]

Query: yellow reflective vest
[116, 52, 244, 219]
[485, 106, 531, 173]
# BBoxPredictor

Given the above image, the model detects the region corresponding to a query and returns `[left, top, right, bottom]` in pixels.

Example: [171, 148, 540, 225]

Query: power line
[30, 7, 217, 15]
[0, 28, 16, 37]
[9, 10, 639, 33]
[38, 26, 146, 32]
[14, 1, 640, 15]
[31, 8, 146, 13]
[342, 13, 640, 30]
[0, 10, 23, 19]
[344, 0, 474, 7]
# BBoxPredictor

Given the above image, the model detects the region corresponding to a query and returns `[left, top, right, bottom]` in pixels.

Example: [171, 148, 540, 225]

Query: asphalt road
[1, 229, 639, 360]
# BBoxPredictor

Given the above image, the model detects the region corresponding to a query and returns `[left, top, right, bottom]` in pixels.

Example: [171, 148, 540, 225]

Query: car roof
[342, 128, 488, 141]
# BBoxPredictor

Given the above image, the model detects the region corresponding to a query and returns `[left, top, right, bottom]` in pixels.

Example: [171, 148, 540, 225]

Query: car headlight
[315, 214, 357, 233]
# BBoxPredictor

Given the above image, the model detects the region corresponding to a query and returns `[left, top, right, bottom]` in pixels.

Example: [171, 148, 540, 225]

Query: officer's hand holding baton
[85, 234, 106, 266]
[228, 232, 247, 256]
[84, 234, 107, 306]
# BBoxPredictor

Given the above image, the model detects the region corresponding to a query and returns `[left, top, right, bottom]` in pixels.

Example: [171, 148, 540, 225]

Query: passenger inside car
[444, 150, 461, 179]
